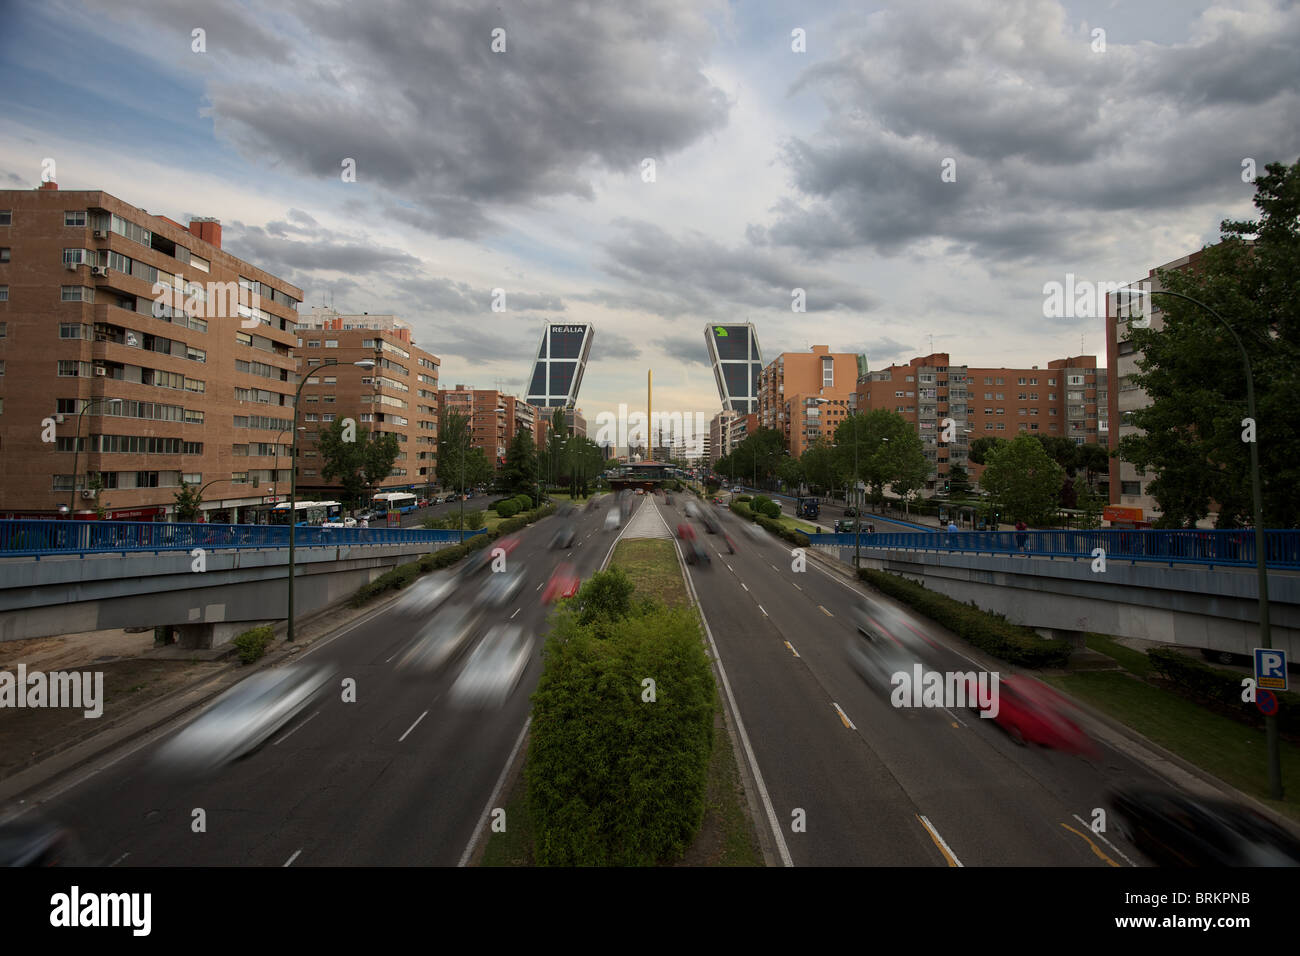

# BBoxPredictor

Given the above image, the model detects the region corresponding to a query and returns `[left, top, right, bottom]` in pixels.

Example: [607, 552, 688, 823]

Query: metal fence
[0, 520, 489, 558]
[804, 528, 1300, 570]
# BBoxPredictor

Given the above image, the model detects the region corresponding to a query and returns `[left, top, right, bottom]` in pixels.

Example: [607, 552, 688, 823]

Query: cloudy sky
[2, 0, 1297, 424]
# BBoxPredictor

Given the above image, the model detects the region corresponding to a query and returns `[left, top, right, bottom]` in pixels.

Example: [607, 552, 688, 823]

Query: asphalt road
[28, 495, 621, 866]
[663, 492, 1161, 866]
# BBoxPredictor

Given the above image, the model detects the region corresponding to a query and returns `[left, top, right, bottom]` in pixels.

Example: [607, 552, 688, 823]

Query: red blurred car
[542, 563, 581, 604]
[968, 675, 1098, 757]
[676, 522, 696, 541]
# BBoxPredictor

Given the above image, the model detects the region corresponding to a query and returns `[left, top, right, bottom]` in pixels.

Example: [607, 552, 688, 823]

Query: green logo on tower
[714, 326, 728, 337]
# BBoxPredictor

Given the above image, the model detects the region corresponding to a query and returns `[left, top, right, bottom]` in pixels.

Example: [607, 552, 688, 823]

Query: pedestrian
[1015, 519, 1028, 553]
[947, 519, 958, 548]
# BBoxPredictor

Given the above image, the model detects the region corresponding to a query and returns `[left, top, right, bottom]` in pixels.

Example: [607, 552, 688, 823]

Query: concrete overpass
[0, 538, 471, 647]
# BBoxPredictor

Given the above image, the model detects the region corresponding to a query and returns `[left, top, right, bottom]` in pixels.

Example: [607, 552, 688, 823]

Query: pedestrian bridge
[807, 529, 1300, 660]
[0, 520, 488, 646]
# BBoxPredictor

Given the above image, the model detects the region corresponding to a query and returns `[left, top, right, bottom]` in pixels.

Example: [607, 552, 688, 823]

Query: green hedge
[1148, 648, 1300, 736]
[729, 500, 808, 547]
[858, 569, 1072, 668]
[528, 590, 715, 865]
[736, 494, 752, 503]
[232, 625, 275, 665]
[496, 500, 520, 518]
[729, 500, 754, 521]
[750, 495, 780, 519]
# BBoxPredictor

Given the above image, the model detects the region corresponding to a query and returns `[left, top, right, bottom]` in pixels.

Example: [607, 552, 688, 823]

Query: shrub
[755, 514, 809, 548]
[1148, 648, 1300, 736]
[736, 494, 752, 503]
[232, 625, 275, 665]
[729, 501, 755, 522]
[496, 500, 520, 518]
[859, 569, 1072, 668]
[751, 495, 773, 516]
[576, 567, 635, 627]
[527, 603, 715, 865]
[464, 509, 486, 530]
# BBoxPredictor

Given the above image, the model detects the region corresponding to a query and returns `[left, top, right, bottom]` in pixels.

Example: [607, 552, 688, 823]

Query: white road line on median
[741, 582, 749, 592]
[1072, 813, 1138, 867]
[109, 852, 130, 867]
[832, 702, 856, 730]
[398, 710, 429, 743]
[758, 605, 768, 616]
[792, 582, 802, 591]
[272, 709, 320, 746]
[784, 641, 800, 657]
[283, 849, 302, 867]
[459, 715, 532, 868]
[917, 815, 963, 867]
[510, 607, 521, 619]
[535, 582, 543, 591]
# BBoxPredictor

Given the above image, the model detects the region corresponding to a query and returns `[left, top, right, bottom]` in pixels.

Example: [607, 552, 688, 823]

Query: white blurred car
[397, 570, 458, 616]
[154, 662, 335, 771]
[478, 568, 526, 608]
[604, 508, 621, 531]
[396, 604, 482, 674]
[450, 625, 534, 707]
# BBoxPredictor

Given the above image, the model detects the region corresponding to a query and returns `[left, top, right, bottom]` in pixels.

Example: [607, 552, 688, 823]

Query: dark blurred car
[550, 524, 577, 549]
[844, 507, 858, 517]
[685, 538, 710, 565]
[0, 819, 75, 866]
[1109, 787, 1300, 867]
[846, 634, 917, 695]
[966, 675, 1098, 757]
[722, 532, 737, 553]
[701, 514, 721, 534]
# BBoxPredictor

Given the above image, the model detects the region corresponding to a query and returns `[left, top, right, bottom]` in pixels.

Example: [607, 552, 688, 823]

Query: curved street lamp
[1135, 288, 1280, 798]
[67, 397, 122, 514]
[287, 357, 375, 643]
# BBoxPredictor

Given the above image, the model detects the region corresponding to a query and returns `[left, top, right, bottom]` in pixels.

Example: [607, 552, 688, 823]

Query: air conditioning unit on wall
[81, 489, 95, 499]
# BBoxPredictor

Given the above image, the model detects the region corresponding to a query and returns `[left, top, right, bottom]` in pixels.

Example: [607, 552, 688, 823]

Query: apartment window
[1029, 408, 1039, 416]
[308, 340, 321, 347]
[1017, 378, 1026, 385]
[304, 394, 319, 402]
[0, 210, 10, 226]
[1029, 393, 1038, 400]
[323, 395, 336, 404]
[64, 211, 86, 227]
[190, 255, 209, 273]
[1049, 408, 1057, 415]
[984, 393, 992, 400]
[187, 346, 206, 363]
[1048, 378, 1056, 386]
[57, 360, 88, 376]
[236, 332, 252, 347]
[984, 408, 994, 415]
[984, 377, 993, 385]
[325, 340, 339, 348]
[0, 248, 9, 263]
[1018, 408, 1026, 416]
[305, 413, 318, 422]
[62, 248, 85, 265]
[185, 409, 204, 424]
[0, 322, 6, 338]
[322, 413, 335, 422]
[231, 472, 249, 484]
[361, 413, 374, 423]
[1049, 393, 1057, 401]
[905, 375, 914, 382]
[1121, 481, 1141, 496]
[1018, 393, 1027, 400]
[996, 408, 1005, 415]
[59, 323, 91, 339]
[0, 285, 7, 303]
[1068, 390, 1084, 401]
[995, 377, 1004, 385]
[995, 393, 1004, 400]
[307, 357, 321, 366]
[323, 376, 336, 384]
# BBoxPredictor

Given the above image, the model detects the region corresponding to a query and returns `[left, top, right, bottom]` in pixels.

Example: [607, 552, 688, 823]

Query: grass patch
[610, 539, 689, 607]
[1044, 671, 1300, 823]
[1085, 633, 1154, 678]
[479, 765, 536, 866]
[773, 514, 820, 534]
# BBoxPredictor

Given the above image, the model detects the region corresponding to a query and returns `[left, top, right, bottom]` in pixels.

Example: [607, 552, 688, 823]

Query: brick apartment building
[0, 183, 303, 521]
[708, 409, 736, 468]
[857, 352, 1107, 492]
[756, 345, 859, 457]
[291, 312, 440, 500]
[437, 386, 543, 474]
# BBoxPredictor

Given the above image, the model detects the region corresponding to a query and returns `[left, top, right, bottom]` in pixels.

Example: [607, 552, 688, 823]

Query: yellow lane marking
[832, 702, 856, 730]
[916, 814, 963, 867]
[1060, 823, 1121, 867]
[819, 605, 833, 617]
[784, 641, 800, 658]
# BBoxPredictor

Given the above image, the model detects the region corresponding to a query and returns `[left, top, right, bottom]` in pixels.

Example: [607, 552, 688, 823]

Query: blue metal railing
[0, 520, 489, 558]
[804, 528, 1300, 570]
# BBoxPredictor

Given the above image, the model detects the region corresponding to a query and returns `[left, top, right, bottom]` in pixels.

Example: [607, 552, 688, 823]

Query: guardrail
[804, 528, 1300, 570]
[0, 520, 489, 558]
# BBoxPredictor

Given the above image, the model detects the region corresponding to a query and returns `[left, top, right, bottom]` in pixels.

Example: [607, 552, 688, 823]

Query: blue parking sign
[1254, 648, 1288, 692]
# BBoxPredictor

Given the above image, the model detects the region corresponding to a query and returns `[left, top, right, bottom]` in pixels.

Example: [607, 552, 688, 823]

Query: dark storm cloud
[110, 0, 730, 238]
[422, 321, 542, 368]
[592, 331, 641, 361]
[597, 219, 877, 318]
[390, 276, 564, 316]
[660, 334, 710, 366]
[224, 222, 421, 275]
[765, 0, 1300, 260]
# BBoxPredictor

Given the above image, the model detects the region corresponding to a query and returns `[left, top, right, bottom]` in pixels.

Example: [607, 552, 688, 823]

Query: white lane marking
[459, 715, 532, 868]
[535, 582, 543, 591]
[792, 582, 802, 591]
[918, 815, 963, 867]
[1072, 813, 1138, 867]
[832, 702, 857, 730]
[272, 709, 320, 746]
[678, 543, 793, 867]
[758, 605, 768, 617]
[770, 564, 779, 572]
[741, 582, 749, 592]
[109, 852, 130, 867]
[283, 848, 302, 867]
[398, 709, 429, 743]
[726, 563, 733, 573]
[510, 607, 521, 620]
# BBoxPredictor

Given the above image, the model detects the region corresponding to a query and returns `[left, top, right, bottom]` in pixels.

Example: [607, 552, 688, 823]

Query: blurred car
[0, 819, 75, 866]
[154, 662, 336, 771]
[701, 514, 721, 534]
[462, 534, 521, 576]
[845, 634, 917, 695]
[395, 604, 483, 675]
[676, 522, 696, 540]
[450, 625, 534, 707]
[396, 570, 458, 616]
[722, 532, 737, 554]
[322, 516, 358, 528]
[850, 599, 878, 639]
[604, 508, 621, 531]
[684, 500, 700, 519]
[966, 675, 1097, 757]
[664, 493, 675, 505]
[478, 568, 527, 608]
[636, 488, 646, 495]
[550, 524, 577, 549]
[844, 507, 858, 517]
[1109, 787, 1300, 867]
[741, 520, 765, 541]
[684, 538, 710, 565]
[543, 563, 581, 603]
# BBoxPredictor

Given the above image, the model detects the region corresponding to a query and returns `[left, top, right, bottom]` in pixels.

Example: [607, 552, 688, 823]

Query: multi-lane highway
[661, 491, 1162, 867]
[18, 496, 622, 866]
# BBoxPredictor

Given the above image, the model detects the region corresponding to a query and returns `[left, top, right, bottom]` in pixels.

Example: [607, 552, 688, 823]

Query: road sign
[1256, 689, 1279, 716]
[1254, 648, 1289, 692]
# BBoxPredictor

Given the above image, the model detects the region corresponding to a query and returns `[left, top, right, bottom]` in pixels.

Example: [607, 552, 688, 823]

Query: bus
[271, 501, 343, 527]
[373, 492, 418, 515]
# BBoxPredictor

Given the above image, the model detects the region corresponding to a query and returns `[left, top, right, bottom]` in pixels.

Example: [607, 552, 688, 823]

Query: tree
[436, 410, 490, 493]
[968, 436, 1007, 466]
[1032, 435, 1080, 475]
[502, 429, 538, 498]
[318, 419, 400, 508]
[1077, 443, 1110, 490]
[947, 463, 972, 497]
[777, 454, 804, 491]
[799, 438, 841, 496]
[1076, 481, 1105, 530]
[174, 481, 203, 522]
[833, 410, 928, 509]
[1119, 158, 1300, 529]
[980, 432, 1065, 524]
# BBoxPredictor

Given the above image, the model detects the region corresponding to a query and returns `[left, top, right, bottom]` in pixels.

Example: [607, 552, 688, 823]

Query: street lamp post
[1140, 289, 1280, 798]
[288, 357, 373, 643]
[67, 397, 122, 514]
